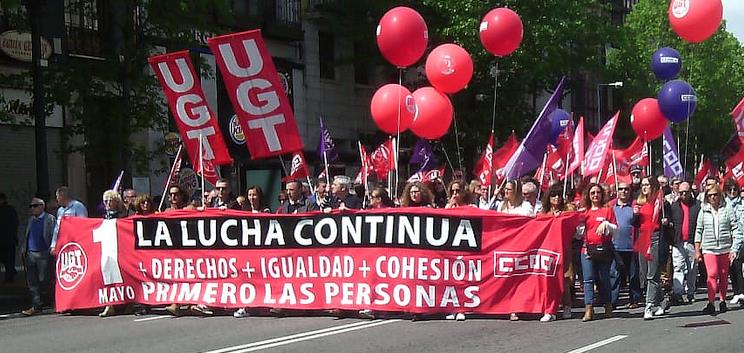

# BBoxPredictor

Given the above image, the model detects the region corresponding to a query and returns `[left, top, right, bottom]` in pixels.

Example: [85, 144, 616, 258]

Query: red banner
[148, 51, 233, 167]
[208, 30, 303, 159]
[54, 209, 580, 315]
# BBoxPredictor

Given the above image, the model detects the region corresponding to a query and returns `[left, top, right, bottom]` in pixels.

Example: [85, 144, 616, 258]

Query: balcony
[233, 0, 302, 40]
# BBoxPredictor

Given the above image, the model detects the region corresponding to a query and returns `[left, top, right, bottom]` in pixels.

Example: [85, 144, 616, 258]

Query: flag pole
[322, 150, 331, 186]
[537, 151, 548, 201]
[158, 145, 182, 212]
[488, 130, 495, 206]
[612, 149, 619, 192]
[358, 141, 368, 209]
[395, 69, 403, 202]
[199, 133, 206, 207]
[563, 147, 571, 197]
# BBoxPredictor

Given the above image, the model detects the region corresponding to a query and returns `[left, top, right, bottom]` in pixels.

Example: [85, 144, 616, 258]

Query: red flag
[282, 151, 310, 182]
[613, 137, 648, 177]
[490, 132, 520, 185]
[195, 136, 219, 185]
[725, 148, 744, 187]
[207, 30, 303, 159]
[473, 133, 495, 187]
[584, 113, 618, 176]
[148, 51, 233, 170]
[694, 158, 716, 188]
[167, 146, 184, 187]
[355, 144, 372, 184]
[567, 117, 585, 175]
[732, 96, 744, 137]
[370, 139, 395, 179]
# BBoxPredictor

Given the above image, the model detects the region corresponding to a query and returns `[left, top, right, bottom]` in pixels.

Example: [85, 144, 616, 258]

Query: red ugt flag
[370, 139, 396, 179]
[583, 113, 618, 176]
[725, 148, 744, 187]
[148, 51, 233, 170]
[208, 30, 303, 159]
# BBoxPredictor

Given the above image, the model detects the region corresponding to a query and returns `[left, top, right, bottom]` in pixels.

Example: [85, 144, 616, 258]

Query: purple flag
[409, 139, 438, 171]
[317, 116, 338, 163]
[503, 76, 567, 179]
[662, 126, 684, 178]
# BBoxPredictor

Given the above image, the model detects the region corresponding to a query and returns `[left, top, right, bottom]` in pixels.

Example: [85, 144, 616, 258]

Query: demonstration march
[2, 1, 744, 352]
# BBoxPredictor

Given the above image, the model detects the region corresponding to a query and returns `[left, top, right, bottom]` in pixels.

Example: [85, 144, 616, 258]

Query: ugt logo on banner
[208, 30, 303, 159]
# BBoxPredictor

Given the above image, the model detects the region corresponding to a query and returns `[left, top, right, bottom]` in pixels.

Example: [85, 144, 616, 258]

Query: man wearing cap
[630, 165, 643, 199]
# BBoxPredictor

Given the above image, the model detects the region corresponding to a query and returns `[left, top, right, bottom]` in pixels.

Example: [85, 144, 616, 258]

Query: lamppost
[596, 81, 623, 129]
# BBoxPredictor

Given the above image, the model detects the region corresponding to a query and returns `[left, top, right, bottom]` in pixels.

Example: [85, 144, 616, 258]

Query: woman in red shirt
[635, 176, 672, 320]
[580, 183, 617, 321]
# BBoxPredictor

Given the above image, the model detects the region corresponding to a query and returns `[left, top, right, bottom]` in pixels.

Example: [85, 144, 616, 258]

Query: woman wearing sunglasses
[445, 180, 473, 208]
[539, 184, 576, 321]
[695, 183, 744, 314]
[578, 183, 617, 322]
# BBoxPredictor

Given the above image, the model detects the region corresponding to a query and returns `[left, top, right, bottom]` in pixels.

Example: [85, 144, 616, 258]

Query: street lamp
[596, 81, 623, 128]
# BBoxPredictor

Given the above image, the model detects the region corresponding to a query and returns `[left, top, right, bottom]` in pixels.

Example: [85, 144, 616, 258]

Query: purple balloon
[651, 47, 682, 81]
[657, 79, 697, 123]
[549, 108, 571, 145]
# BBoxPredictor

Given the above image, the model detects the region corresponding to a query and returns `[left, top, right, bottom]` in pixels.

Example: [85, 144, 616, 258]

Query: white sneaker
[455, 313, 466, 321]
[643, 305, 655, 320]
[445, 314, 456, 320]
[730, 294, 743, 305]
[233, 308, 248, 318]
[653, 306, 667, 316]
[540, 313, 556, 322]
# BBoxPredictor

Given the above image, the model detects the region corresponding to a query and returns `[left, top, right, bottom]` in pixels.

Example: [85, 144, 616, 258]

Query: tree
[1, 0, 233, 205]
[318, 0, 615, 175]
[607, 0, 744, 166]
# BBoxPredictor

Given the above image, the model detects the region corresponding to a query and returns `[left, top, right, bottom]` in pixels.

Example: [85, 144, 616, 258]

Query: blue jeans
[581, 252, 612, 306]
[611, 251, 642, 305]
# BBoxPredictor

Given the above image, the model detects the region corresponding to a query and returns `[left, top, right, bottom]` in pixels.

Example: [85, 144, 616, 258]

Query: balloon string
[491, 61, 499, 135]
[452, 105, 463, 174]
[395, 68, 403, 199]
[684, 47, 695, 173]
[440, 141, 457, 177]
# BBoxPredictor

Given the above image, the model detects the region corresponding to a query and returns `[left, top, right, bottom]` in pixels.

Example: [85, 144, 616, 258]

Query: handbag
[586, 241, 614, 262]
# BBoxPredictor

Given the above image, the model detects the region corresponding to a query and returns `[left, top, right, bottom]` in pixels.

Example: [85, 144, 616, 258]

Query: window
[64, 0, 103, 57]
[318, 31, 335, 80]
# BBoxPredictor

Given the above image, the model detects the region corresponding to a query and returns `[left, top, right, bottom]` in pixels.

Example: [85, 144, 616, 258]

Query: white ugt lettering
[158, 59, 194, 93]
[218, 40, 264, 78]
[248, 115, 285, 152]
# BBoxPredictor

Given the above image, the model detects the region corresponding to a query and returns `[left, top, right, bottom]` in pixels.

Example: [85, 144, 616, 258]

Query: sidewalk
[0, 270, 31, 315]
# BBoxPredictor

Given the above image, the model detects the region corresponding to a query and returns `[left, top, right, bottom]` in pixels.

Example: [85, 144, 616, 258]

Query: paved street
[1, 287, 742, 353]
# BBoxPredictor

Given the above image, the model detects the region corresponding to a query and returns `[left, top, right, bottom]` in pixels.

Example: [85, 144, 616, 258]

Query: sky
[723, 0, 744, 44]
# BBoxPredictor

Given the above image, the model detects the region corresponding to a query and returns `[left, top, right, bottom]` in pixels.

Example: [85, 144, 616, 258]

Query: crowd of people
[3, 166, 744, 323]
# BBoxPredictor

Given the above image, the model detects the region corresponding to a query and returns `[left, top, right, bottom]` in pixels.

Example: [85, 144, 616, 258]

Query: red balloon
[630, 98, 668, 141]
[370, 84, 416, 134]
[411, 87, 453, 140]
[479, 8, 523, 57]
[376, 7, 429, 67]
[425, 44, 473, 94]
[669, 0, 722, 43]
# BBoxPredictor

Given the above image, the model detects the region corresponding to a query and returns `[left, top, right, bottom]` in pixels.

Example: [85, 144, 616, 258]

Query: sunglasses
[29, 203, 43, 208]
[617, 187, 629, 191]
[707, 193, 719, 197]
[549, 193, 561, 197]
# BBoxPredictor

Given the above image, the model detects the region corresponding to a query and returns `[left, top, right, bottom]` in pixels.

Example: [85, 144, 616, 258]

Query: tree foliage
[607, 0, 744, 163]
[1, 0, 233, 202]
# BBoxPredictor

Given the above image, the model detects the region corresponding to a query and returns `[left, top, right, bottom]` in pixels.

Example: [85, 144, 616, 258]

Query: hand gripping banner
[148, 51, 232, 167]
[208, 30, 303, 159]
[54, 208, 581, 315]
